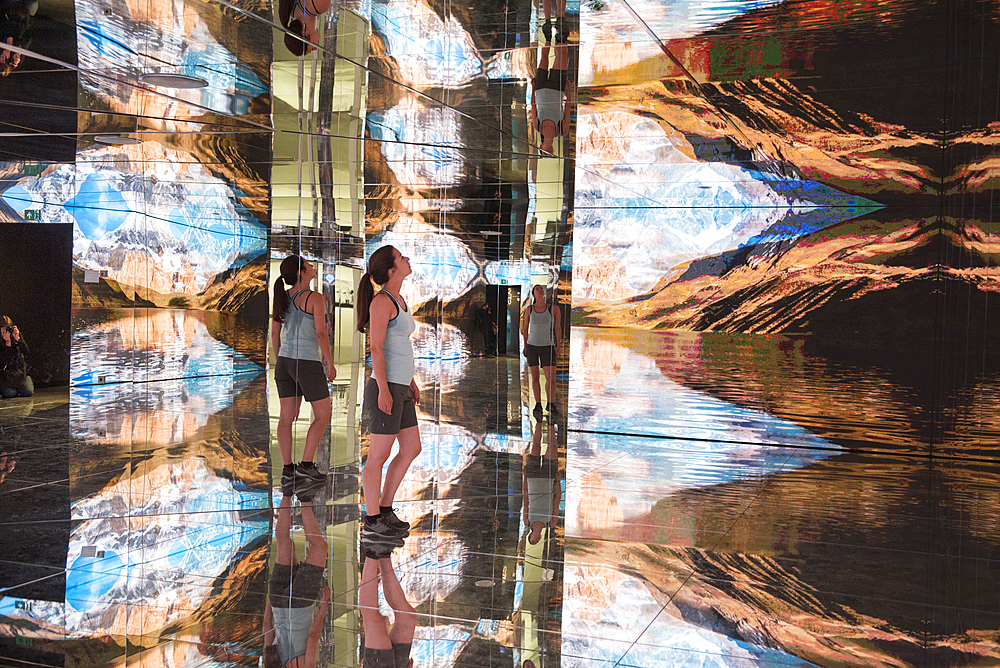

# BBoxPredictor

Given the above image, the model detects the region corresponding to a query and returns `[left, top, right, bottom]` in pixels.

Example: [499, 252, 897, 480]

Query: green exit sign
[23, 164, 43, 176]
[23, 209, 41, 221]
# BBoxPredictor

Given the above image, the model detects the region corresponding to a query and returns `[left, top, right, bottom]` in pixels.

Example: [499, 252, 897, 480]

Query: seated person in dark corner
[263, 488, 330, 668]
[523, 420, 561, 545]
[0, 450, 15, 485]
[530, 0, 573, 155]
[0, 0, 35, 76]
[360, 543, 415, 668]
[278, 0, 329, 56]
[0, 315, 32, 398]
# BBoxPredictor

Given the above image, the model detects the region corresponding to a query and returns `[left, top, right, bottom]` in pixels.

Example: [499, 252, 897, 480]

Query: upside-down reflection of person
[1, 316, 32, 398]
[359, 543, 415, 668]
[523, 419, 561, 546]
[517, 419, 562, 668]
[278, 0, 330, 56]
[263, 487, 330, 668]
[530, 0, 572, 156]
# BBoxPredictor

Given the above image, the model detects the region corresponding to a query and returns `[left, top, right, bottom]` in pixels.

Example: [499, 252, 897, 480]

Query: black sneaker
[295, 462, 326, 483]
[362, 526, 405, 549]
[547, 403, 560, 417]
[363, 515, 408, 540]
[532, 403, 544, 418]
[296, 479, 323, 504]
[280, 466, 295, 489]
[555, 16, 567, 43]
[381, 508, 410, 532]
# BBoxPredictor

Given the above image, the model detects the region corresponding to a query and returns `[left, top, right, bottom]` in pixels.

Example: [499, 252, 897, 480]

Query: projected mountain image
[573, 0, 1000, 345]
[1, 145, 267, 309]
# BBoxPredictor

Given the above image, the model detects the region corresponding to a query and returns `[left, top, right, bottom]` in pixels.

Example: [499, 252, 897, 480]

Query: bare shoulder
[370, 291, 397, 316]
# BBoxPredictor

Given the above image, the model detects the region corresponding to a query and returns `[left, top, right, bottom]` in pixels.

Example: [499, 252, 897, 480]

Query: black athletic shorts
[525, 456, 558, 478]
[363, 643, 412, 668]
[533, 66, 567, 92]
[275, 356, 329, 402]
[269, 562, 325, 608]
[525, 344, 555, 368]
[363, 377, 418, 435]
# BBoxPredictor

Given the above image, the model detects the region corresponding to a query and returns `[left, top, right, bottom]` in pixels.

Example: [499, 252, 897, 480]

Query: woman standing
[355, 245, 421, 542]
[271, 255, 335, 487]
[521, 285, 561, 418]
[0, 316, 32, 398]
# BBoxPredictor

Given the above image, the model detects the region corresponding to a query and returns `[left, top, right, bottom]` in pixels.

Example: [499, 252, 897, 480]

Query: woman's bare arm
[307, 292, 336, 380]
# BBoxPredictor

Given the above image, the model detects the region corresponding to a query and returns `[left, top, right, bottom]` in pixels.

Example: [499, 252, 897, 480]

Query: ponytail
[355, 272, 376, 332]
[355, 245, 398, 332]
[272, 254, 306, 323]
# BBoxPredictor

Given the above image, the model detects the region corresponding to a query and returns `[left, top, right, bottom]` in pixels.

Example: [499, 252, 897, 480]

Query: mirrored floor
[4, 344, 1000, 668]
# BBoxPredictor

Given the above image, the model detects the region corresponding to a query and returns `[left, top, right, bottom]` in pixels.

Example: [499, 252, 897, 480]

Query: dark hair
[263, 645, 281, 668]
[355, 245, 397, 333]
[272, 255, 306, 323]
[284, 20, 308, 56]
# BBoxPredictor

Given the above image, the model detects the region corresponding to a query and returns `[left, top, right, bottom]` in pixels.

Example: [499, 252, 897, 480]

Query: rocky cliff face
[575, 214, 1000, 346]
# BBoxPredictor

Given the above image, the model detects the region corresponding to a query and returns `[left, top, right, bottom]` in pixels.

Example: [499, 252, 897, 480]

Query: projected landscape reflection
[2, 0, 999, 666]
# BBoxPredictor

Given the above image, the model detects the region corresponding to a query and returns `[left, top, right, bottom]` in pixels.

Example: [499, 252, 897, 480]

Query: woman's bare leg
[381, 558, 416, 643]
[300, 501, 328, 567]
[380, 425, 421, 508]
[542, 365, 556, 405]
[303, 396, 332, 463]
[275, 493, 296, 566]
[364, 433, 396, 517]
[277, 396, 303, 465]
[529, 365, 542, 406]
[359, 558, 391, 649]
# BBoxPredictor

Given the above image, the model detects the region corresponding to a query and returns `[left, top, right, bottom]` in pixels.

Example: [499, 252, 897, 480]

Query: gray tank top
[378, 290, 415, 385]
[272, 605, 312, 666]
[279, 289, 323, 361]
[527, 303, 555, 346]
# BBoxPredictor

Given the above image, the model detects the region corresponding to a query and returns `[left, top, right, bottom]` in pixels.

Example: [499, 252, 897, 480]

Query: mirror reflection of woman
[0, 315, 32, 398]
[530, 0, 572, 156]
[521, 285, 561, 418]
[359, 545, 415, 668]
[355, 246, 421, 545]
[271, 256, 335, 487]
[263, 487, 330, 668]
[278, 0, 329, 56]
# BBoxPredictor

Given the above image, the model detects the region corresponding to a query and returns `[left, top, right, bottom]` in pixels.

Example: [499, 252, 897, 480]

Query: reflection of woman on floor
[359, 547, 415, 668]
[521, 285, 561, 418]
[263, 492, 330, 668]
[272, 256, 335, 487]
[356, 246, 421, 543]
[278, 0, 330, 56]
[530, 0, 572, 155]
[1, 316, 32, 398]
[523, 420, 560, 545]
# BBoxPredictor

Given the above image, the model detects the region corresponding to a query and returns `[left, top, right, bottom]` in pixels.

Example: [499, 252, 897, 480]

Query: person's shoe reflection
[360, 543, 415, 668]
